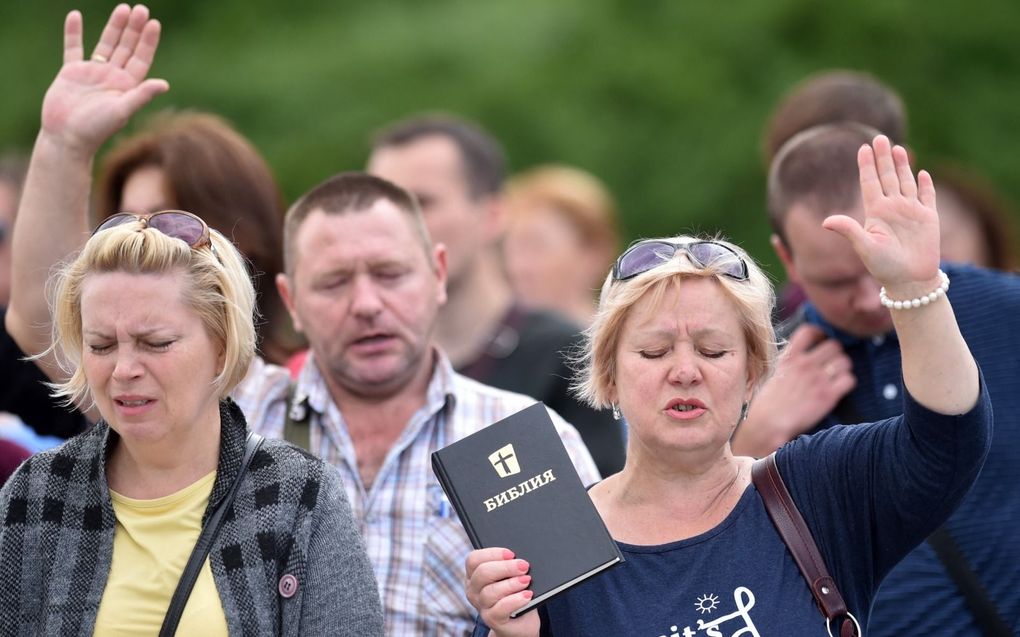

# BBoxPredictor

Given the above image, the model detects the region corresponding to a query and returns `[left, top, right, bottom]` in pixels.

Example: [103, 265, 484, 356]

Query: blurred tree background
[2, 0, 1018, 280]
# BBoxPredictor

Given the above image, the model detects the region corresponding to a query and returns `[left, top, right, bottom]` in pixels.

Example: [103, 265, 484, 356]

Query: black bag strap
[283, 382, 311, 451]
[752, 453, 861, 637]
[927, 526, 1011, 636]
[159, 431, 265, 637]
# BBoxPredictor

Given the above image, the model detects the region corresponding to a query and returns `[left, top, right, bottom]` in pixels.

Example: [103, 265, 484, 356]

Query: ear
[432, 243, 449, 306]
[216, 342, 226, 376]
[771, 233, 802, 287]
[276, 273, 304, 334]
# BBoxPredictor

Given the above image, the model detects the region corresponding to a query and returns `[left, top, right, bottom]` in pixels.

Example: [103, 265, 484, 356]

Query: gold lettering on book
[483, 470, 556, 512]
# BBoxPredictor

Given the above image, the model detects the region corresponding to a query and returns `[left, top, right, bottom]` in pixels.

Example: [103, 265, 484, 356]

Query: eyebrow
[629, 326, 737, 342]
[82, 327, 175, 339]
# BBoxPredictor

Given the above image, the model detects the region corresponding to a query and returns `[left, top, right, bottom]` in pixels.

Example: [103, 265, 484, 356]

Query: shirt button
[883, 384, 898, 400]
[872, 335, 886, 346]
[278, 574, 299, 598]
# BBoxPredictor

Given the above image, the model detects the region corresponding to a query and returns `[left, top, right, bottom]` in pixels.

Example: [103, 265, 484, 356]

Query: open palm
[42, 5, 168, 156]
[823, 135, 941, 287]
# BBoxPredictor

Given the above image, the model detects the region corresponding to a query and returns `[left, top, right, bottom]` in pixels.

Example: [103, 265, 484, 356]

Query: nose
[111, 347, 144, 382]
[852, 276, 884, 314]
[666, 347, 702, 386]
[350, 275, 383, 319]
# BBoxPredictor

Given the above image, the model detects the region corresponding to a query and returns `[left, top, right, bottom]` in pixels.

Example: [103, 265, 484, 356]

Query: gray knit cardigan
[0, 398, 384, 636]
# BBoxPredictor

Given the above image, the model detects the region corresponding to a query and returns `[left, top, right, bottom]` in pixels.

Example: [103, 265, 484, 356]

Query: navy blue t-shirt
[803, 263, 1020, 635]
[475, 379, 991, 636]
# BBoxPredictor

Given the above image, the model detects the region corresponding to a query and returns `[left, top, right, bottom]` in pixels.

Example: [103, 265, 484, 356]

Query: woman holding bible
[465, 135, 990, 636]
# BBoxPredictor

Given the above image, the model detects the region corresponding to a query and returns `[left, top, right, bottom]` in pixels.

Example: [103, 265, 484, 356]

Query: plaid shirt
[232, 350, 600, 636]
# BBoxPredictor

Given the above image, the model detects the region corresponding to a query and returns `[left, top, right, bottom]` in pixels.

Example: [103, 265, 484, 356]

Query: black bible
[431, 402, 623, 617]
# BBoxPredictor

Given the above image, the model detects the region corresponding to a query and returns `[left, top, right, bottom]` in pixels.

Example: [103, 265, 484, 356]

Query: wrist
[35, 129, 99, 165]
[880, 270, 949, 310]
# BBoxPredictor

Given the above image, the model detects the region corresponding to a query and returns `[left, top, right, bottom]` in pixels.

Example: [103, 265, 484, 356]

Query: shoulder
[518, 308, 584, 343]
[7, 424, 105, 482]
[247, 437, 348, 512]
[1, 426, 109, 529]
[946, 263, 1020, 307]
[448, 371, 574, 432]
[231, 355, 290, 432]
[447, 371, 599, 481]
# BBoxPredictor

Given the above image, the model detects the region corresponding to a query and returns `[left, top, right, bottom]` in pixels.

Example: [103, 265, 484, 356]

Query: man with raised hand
[746, 123, 1020, 636]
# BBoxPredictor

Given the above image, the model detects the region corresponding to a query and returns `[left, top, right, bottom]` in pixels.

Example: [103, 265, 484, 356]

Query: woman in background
[502, 165, 619, 327]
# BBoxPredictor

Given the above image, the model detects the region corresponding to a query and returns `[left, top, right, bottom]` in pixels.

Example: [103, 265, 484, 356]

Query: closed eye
[88, 343, 114, 354]
[146, 340, 174, 352]
[374, 269, 408, 282]
[639, 350, 667, 359]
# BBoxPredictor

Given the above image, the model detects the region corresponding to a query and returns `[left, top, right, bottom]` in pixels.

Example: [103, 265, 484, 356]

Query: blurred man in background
[367, 115, 626, 476]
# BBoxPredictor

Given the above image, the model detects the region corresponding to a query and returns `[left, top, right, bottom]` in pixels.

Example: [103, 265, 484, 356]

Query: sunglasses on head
[92, 210, 212, 250]
[612, 239, 749, 282]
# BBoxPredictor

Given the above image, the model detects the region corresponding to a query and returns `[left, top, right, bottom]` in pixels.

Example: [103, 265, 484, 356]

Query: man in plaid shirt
[234, 172, 600, 636]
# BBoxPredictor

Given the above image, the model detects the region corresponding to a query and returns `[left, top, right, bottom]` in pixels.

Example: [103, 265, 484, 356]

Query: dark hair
[767, 123, 879, 247]
[283, 172, 430, 275]
[372, 114, 506, 198]
[94, 110, 297, 362]
[935, 162, 1018, 271]
[763, 70, 906, 165]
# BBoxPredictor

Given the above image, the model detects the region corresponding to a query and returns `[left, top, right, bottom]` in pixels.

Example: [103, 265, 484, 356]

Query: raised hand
[465, 547, 541, 637]
[41, 5, 168, 156]
[823, 135, 941, 292]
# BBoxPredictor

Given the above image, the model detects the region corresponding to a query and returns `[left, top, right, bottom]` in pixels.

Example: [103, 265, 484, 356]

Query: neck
[106, 406, 221, 499]
[617, 443, 744, 508]
[436, 251, 514, 367]
[594, 440, 751, 543]
[321, 350, 437, 489]
[562, 295, 597, 328]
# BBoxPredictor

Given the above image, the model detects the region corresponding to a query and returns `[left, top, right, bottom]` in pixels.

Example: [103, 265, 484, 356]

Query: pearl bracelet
[879, 269, 950, 310]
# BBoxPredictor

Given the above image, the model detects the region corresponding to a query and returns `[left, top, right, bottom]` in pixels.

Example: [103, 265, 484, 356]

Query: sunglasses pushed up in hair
[93, 210, 213, 250]
[612, 239, 749, 282]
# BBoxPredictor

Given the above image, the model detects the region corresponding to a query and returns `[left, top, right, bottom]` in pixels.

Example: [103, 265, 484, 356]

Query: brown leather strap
[752, 453, 860, 637]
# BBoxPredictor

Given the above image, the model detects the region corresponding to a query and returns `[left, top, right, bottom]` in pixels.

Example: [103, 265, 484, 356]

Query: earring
[611, 403, 622, 421]
[739, 402, 749, 422]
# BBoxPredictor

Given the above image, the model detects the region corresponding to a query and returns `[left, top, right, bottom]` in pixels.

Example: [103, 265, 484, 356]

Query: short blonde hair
[504, 165, 620, 278]
[48, 220, 256, 408]
[574, 235, 778, 409]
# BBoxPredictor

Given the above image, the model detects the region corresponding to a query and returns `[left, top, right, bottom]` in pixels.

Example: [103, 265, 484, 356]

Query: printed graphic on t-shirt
[656, 587, 760, 637]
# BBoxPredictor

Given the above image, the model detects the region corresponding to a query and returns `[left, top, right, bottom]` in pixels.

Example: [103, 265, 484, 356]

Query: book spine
[431, 454, 482, 548]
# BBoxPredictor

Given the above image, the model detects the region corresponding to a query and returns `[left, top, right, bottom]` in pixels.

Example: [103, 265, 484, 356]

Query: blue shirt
[803, 263, 1020, 635]
[474, 381, 991, 636]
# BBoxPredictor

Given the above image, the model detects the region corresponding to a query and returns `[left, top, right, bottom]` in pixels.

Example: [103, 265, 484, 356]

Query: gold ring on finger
[91, 53, 108, 63]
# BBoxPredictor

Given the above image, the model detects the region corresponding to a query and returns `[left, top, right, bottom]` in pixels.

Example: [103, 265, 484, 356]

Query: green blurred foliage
[2, 0, 1019, 280]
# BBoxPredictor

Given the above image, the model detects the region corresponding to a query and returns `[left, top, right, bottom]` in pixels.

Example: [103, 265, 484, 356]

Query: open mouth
[116, 398, 154, 407]
[671, 404, 698, 412]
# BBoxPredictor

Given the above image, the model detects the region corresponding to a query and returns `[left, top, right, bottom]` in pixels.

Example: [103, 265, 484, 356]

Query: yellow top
[94, 470, 230, 636]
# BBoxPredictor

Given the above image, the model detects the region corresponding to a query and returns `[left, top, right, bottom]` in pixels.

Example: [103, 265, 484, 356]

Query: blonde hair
[504, 165, 620, 278]
[574, 235, 778, 409]
[48, 221, 256, 409]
